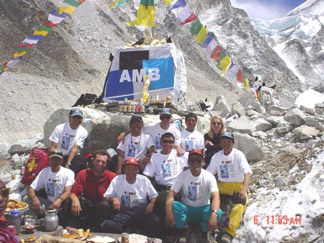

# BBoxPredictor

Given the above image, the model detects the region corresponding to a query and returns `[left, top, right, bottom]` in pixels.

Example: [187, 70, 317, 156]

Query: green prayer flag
[37, 26, 52, 32]
[217, 52, 226, 64]
[190, 20, 202, 35]
[140, 0, 154, 6]
[16, 47, 31, 52]
[63, 0, 82, 7]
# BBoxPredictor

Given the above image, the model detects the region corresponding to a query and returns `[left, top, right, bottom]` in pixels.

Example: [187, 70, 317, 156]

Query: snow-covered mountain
[251, 0, 324, 92]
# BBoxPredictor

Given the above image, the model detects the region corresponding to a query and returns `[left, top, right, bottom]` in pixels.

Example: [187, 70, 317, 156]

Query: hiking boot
[220, 233, 233, 243]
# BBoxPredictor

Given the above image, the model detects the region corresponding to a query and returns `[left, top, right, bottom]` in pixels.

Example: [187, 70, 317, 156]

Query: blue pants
[172, 201, 222, 232]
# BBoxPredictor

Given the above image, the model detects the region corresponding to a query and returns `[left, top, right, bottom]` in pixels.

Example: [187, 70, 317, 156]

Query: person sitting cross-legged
[101, 158, 161, 238]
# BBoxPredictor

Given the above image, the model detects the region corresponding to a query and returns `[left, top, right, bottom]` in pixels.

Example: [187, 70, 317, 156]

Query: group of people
[0, 107, 252, 243]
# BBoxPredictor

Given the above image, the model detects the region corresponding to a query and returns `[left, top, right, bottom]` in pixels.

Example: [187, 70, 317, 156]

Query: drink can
[7, 225, 16, 235]
[121, 232, 129, 243]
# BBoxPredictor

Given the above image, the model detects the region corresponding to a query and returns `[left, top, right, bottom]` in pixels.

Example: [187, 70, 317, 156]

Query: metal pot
[42, 209, 59, 232]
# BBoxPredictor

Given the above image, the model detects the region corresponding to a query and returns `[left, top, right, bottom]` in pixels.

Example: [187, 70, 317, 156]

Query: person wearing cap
[143, 108, 182, 154]
[0, 180, 18, 243]
[165, 149, 222, 237]
[143, 132, 187, 215]
[116, 115, 155, 174]
[26, 149, 75, 226]
[207, 132, 252, 243]
[102, 158, 160, 237]
[180, 112, 205, 153]
[64, 149, 116, 230]
[49, 107, 88, 173]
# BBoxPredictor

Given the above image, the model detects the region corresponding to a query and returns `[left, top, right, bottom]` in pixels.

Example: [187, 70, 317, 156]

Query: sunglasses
[0, 187, 10, 197]
[162, 139, 174, 144]
[160, 115, 171, 120]
[212, 122, 222, 126]
[189, 158, 203, 163]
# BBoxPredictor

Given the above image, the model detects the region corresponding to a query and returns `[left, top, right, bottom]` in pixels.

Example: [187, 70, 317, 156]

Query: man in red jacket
[65, 150, 116, 230]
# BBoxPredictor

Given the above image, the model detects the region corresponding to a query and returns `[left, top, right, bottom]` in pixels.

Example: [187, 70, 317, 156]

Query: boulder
[276, 121, 293, 134]
[227, 117, 256, 135]
[305, 117, 317, 127]
[254, 118, 273, 132]
[231, 102, 245, 117]
[246, 110, 259, 117]
[266, 116, 284, 127]
[212, 95, 231, 117]
[293, 125, 319, 141]
[284, 108, 305, 126]
[238, 92, 263, 113]
[234, 132, 265, 161]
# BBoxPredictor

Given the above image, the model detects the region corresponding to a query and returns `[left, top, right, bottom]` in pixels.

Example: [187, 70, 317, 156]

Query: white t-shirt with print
[143, 122, 181, 152]
[180, 129, 205, 152]
[117, 132, 154, 162]
[49, 122, 88, 156]
[143, 149, 187, 187]
[171, 169, 218, 207]
[207, 148, 252, 183]
[103, 174, 158, 208]
[31, 166, 75, 202]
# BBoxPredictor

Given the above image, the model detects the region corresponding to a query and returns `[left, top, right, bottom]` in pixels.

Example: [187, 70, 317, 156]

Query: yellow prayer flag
[244, 78, 250, 91]
[13, 51, 26, 59]
[163, 0, 174, 6]
[59, 6, 76, 14]
[127, 5, 154, 27]
[32, 30, 49, 36]
[0, 66, 8, 71]
[108, 0, 121, 8]
[219, 56, 231, 71]
[195, 27, 208, 44]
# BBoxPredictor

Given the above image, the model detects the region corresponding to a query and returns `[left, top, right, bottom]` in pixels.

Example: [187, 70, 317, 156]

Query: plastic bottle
[8, 209, 21, 235]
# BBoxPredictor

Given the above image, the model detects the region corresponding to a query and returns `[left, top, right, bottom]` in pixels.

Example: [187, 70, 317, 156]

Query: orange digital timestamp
[253, 215, 301, 225]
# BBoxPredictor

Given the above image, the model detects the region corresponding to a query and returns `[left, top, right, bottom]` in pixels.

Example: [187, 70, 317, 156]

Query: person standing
[207, 132, 252, 243]
[204, 115, 225, 167]
[49, 108, 88, 174]
[180, 113, 205, 153]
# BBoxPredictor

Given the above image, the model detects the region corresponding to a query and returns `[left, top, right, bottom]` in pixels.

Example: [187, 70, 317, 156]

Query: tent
[103, 43, 187, 103]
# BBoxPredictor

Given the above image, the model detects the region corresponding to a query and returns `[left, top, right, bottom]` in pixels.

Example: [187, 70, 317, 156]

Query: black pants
[101, 203, 161, 238]
[63, 198, 111, 230]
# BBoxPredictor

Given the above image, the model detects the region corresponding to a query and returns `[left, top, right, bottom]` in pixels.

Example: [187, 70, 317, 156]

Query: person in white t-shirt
[116, 115, 155, 174]
[143, 132, 187, 215]
[49, 108, 88, 174]
[26, 149, 75, 226]
[143, 108, 183, 154]
[165, 149, 222, 236]
[180, 113, 205, 153]
[207, 132, 252, 242]
[102, 158, 160, 238]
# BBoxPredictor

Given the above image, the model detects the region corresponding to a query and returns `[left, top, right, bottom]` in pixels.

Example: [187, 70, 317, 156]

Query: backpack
[21, 148, 50, 186]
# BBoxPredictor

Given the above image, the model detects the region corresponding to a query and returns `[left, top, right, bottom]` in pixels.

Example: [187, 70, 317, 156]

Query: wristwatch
[211, 210, 218, 215]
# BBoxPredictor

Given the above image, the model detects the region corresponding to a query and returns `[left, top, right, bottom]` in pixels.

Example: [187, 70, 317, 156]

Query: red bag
[21, 148, 50, 186]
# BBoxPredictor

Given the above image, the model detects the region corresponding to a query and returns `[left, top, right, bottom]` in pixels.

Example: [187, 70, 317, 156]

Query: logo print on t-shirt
[127, 144, 136, 157]
[185, 140, 194, 152]
[155, 135, 162, 151]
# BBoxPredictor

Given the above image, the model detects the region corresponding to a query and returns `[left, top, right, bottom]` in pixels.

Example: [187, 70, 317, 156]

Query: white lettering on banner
[119, 68, 161, 83]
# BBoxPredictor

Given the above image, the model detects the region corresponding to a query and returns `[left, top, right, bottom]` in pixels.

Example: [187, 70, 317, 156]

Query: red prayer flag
[43, 21, 57, 28]
[181, 13, 198, 25]
[237, 70, 243, 83]
[18, 44, 35, 48]
[210, 46, 222, 60]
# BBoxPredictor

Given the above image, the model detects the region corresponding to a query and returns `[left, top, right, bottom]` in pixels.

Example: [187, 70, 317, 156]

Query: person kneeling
[101, 158, 161, 238]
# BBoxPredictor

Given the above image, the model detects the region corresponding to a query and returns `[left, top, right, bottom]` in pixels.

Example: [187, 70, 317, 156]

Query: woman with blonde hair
[204, 116, 225, 167]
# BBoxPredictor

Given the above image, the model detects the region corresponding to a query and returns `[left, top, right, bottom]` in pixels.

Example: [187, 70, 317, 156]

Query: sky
[230, 0, 307, 20]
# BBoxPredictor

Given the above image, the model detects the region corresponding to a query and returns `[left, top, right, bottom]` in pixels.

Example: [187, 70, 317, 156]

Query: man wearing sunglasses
[207, 132, 252, 243]
[143, 108, 181, 153]
[165, 149, 221, 238]
[143, 132, 187, 215]
[26, 150, 75, 226]
[49, 108, 88, 174]
[0, 180, 18, 243]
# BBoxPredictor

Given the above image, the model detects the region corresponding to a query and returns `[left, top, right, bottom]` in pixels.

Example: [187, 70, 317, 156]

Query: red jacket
[71, 168, 116, 205]
[0, 216, 18, 243]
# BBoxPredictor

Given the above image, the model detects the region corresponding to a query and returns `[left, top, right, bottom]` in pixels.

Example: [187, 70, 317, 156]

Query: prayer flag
[37, 26, 52, 32]
[16, 47, 31, 53]
[43, 21, 57, 28]
[32, 30, 49, 36]
[22, 36, 43, 44]
[199, 33, 212, 48]
[48, 12, 68, 24]
[205, 39, 217, 56]
[225, 63, 238, 80]
[63, 0, 82, 7]
[170, 0, 186, 9]
[6, 57, 22, 67]
[219, 55, 231, 71]
[163, 0, 174, 6]
[58, 6, 76, 15]
[0, 71, 3, 75]
[237, 70, 243, 83]
[0, 66, 8, 71]
[210, 45, 222, 60]
[217, 52, 226, 63]
[127, 0, 154, 27]
[244, 77, 250, 91]
[172, 5, 197, 25]
[195, 26, 208, 44]
[190, 20, 202, 35]
[18, 44, 34, 48]
[13, 51, 27, 59]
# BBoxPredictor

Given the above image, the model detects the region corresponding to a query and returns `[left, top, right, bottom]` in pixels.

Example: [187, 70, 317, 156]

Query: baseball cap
[159, 108, 171, 115]
[124, 158, 140, 167]
[49, 150, 63, 159]
[189, 149, 203, 157]
[69, 108, 84, 118]
[130, 115, 143, 123]
[221, 132, 235, 143]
